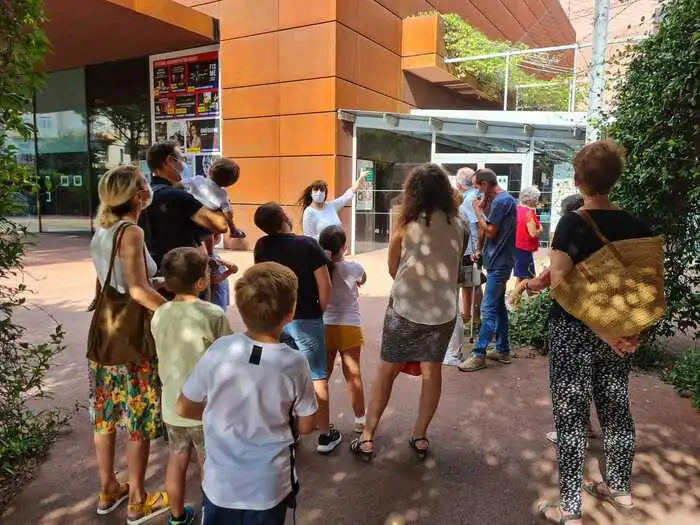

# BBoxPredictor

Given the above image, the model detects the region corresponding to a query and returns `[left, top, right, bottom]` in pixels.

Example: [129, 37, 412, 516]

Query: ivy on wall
[436, 13, 587, 111]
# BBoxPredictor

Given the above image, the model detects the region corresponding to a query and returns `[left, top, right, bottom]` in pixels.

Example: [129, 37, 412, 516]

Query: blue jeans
[472, 266, 511, 357]
[281, 318, 327, 381]
[202, 493, 293, 525]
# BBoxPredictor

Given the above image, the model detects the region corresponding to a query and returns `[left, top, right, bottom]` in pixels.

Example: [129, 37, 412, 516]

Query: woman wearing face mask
[298, 172, 368, 240]
[88, 165, 171, 524]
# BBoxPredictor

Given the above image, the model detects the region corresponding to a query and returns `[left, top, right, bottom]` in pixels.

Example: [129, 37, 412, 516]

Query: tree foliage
[0, 0, 67, 507]
[440, 13, 586, 111]
[606, 0, 700, 340]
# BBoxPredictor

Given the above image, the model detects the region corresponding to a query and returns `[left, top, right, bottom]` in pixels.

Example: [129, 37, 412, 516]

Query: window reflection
[87, 58, 151, 217]
[35, 68, 91, 232]
[355, 129, 432, 253]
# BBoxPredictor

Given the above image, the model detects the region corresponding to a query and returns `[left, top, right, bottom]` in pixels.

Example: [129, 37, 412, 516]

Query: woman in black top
[524, 141, 650, 524]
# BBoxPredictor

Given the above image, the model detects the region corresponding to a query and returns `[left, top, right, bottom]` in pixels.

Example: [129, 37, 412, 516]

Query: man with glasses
[139, 141, 227, 270]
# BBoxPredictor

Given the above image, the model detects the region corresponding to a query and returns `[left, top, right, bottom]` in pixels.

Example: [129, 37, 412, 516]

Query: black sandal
[409, 436, 430, 459]
[350, 437, 374, 462]
[583, 481, 634, 515]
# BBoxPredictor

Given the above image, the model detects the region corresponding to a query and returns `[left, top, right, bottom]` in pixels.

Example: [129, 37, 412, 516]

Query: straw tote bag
[87, 222, 156, 366]
[550, 210, 666, 338]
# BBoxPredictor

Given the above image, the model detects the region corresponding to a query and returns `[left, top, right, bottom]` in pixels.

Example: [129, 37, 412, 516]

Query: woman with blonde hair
[88, 165, 170, 524]
[351, 163, 465, 460]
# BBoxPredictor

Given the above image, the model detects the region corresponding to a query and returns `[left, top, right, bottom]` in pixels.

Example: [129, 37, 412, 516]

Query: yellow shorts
[325, 325, 364, 352]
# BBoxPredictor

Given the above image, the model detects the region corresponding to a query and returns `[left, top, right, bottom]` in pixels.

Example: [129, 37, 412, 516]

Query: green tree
[0, 0, 67, 506]
[606, 0, 700, 340]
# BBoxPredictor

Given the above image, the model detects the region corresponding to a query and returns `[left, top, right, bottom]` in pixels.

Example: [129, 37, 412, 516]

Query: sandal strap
[98, 482, 128, 503]
[410, 436, 429, 444]
[144, 491, 168, 512]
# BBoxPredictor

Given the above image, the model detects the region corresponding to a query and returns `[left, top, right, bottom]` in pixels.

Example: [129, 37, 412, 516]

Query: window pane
[87, 58, 151, 218]
[35, 68, 91, 232]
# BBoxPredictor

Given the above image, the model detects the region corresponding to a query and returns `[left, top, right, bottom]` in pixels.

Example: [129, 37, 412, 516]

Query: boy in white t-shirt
[182, 157, 245, 239]
[176, 262, 318, 525]
[318, 225, 367, 434]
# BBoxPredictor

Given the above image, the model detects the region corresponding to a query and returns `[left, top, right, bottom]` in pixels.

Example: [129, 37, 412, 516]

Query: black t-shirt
[550, 209, 653, 319]
[139, 176, 208, 268]
[254, 234, 330, 319]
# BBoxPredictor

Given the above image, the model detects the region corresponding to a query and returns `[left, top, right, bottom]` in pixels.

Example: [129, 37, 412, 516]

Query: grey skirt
[381, 302, 457, 363]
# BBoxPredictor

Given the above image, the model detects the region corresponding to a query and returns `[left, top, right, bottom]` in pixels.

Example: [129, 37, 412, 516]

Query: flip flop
[96, 482, 129, 515]
[583, 481, 634, 515]
[537, 500, 582, 524]
[409, 436, 430, 460]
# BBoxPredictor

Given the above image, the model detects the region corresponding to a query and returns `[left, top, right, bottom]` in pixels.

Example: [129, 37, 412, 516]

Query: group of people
[87, 138, 650, 525]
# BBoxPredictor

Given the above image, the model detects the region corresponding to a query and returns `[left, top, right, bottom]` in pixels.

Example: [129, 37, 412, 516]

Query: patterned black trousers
[548, 315, 636, 515]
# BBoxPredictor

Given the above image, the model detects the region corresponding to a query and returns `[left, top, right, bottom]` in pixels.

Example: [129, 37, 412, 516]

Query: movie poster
[151, 47, 221, 172]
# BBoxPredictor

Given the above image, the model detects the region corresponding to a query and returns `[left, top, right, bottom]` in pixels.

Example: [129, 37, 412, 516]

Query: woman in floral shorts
[88, 165, 170, 525]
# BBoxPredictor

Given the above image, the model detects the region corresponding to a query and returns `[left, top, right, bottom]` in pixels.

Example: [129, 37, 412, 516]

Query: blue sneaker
[167, 505, 196, 525]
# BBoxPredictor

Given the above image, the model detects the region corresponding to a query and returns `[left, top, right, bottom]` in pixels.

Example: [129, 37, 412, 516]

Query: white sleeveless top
[90, 221, 157, 294]
[390, 212, 465, 325]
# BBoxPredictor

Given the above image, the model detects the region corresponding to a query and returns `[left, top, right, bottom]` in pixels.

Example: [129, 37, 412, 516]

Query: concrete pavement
[1, 234, 699, 525]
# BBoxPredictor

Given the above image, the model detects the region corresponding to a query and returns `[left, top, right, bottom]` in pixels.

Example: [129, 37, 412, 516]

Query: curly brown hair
[398, 163, 458, 228]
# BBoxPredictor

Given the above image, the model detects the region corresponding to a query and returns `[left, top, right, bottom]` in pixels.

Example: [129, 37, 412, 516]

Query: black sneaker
[316, 425, 343, 454]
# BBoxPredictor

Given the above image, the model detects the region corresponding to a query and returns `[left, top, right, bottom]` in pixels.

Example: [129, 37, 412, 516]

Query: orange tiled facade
[175, 0, 575, 244]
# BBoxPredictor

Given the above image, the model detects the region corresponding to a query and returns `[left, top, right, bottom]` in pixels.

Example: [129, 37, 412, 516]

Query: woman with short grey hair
[520, 185, 542, 207]
[512, 185, 543, 300]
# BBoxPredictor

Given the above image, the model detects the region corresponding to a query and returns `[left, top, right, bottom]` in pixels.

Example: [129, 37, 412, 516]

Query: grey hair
[455, 167, 474, 188]
[520, 185, 541, 206]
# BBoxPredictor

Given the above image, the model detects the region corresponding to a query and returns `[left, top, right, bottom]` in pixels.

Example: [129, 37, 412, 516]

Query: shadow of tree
[1, 238, 699, 525]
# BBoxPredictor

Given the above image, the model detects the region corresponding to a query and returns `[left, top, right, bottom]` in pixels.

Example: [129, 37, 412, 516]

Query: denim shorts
[281, 318, 327, 381]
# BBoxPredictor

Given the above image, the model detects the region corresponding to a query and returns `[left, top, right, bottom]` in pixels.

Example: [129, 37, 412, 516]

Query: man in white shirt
[176, 262, 318, 524]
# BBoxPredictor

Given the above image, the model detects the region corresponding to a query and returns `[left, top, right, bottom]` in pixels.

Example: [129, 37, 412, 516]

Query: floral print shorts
[88, 359, 163, 441]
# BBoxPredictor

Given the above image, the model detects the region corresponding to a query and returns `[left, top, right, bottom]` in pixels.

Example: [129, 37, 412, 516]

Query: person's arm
[387, 228, 403, 279]
[177, 353, 209, 421]
[120, 226, 166, 311]
[473, 197, 504, 240]
[176, 394, 205, 421]
[215, 313, 234, 338]
[302, 207, 318, 238]
[314, 265, 332, 312]
[192, 207, 228, 234]
[526, 210, 543, 238]
[331, 171, 368, 212]
[355, 263, 367, 286]
[520, 267, 551, 294]
[293, 360, 319, 435]
[210, 260, 238, 285]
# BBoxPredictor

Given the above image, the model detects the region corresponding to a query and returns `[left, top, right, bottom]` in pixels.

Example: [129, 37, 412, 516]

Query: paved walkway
[2, 235, 699, 525]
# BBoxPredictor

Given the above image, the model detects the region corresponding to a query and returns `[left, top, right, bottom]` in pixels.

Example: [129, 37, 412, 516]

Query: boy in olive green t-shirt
[151, 247, 233, 525]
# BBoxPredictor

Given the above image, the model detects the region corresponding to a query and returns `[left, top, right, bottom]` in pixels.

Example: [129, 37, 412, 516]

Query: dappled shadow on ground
[2, 237, 699, 524]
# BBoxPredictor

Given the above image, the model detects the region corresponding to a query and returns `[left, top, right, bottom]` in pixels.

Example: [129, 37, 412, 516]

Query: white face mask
[311, 190, 326, 204]
[142, 184, 153, 209]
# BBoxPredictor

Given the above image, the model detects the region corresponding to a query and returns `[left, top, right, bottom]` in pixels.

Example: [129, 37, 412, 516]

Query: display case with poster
[149, 45, 221, 174]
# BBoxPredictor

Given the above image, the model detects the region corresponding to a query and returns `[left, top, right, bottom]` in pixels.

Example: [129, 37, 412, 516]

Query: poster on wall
[356, 160, 374, 212]
[150, 46, 220, 177]
[550, 163, 576, 235]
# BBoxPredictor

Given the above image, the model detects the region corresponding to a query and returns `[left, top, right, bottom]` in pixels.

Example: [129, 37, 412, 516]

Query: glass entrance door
[433, 153, 528, 199]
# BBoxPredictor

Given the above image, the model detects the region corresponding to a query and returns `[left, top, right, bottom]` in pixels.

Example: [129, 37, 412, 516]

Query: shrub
[666, 350, 700, 410]
[509, 290, 553, 353]
[606, 0, 700, 342]
[0, 0, 68, 509]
